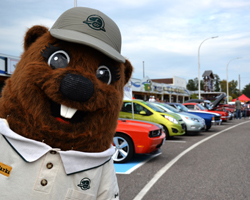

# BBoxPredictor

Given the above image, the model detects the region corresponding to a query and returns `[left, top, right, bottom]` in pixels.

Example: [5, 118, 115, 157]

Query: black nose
[60, 74, 94, 102]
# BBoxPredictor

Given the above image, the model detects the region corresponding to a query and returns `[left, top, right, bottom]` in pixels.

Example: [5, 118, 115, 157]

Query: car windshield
[175, 104, 189, 112]
[197, 104, 206, 110]
[204, 103, 212, 110]
[160, 104, 179, 113]
[142, 102, 166, 112]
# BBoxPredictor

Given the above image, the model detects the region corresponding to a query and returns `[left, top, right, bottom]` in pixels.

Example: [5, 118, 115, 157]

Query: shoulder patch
[0, 162, 12, 177]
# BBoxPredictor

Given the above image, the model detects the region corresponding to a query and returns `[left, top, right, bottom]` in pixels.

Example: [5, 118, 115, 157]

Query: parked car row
[112, 93, 241, 163]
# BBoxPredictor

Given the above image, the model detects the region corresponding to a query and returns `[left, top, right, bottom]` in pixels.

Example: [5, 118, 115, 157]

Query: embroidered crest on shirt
[78, 177, 91, 190]
[0, 162, 12, 177]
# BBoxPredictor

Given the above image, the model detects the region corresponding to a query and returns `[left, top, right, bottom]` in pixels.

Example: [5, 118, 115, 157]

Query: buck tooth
[60, 104, 77, 119]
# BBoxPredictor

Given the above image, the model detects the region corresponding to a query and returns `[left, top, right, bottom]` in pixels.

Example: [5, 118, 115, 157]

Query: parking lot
[116, 119, 250, 200]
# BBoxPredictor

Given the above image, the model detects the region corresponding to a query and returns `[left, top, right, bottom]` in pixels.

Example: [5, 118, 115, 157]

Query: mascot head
[0, 7, 133, 152]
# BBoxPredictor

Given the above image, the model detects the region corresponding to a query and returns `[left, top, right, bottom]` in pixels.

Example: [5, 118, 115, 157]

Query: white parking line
[133, 121, 250, 200]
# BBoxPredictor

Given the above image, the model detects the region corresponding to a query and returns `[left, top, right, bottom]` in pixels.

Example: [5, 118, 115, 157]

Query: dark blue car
[167, 103, 218, 131]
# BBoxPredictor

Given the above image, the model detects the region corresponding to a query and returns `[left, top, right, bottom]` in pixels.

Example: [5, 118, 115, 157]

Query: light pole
[227, 57, 241, 103]
[198, 36, 218, 99]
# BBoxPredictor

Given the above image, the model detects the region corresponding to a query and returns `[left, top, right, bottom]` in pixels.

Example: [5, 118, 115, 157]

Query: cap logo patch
[83, 15, 106, 32]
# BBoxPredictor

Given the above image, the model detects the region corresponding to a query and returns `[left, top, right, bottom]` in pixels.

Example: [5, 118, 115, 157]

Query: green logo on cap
[83, 15, 106, 32]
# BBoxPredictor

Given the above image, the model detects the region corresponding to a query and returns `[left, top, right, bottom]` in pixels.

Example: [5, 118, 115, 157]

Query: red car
[216, 103, 235, 113]
[183, 102, 229, 122]
[113, 119, 166, 163]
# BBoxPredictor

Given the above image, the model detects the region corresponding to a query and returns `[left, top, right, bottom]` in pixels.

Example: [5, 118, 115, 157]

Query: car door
[133, 103, 153, 122]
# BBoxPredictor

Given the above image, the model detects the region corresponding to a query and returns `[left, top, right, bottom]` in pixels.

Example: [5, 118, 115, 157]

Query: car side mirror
[139, 110, 147, 115]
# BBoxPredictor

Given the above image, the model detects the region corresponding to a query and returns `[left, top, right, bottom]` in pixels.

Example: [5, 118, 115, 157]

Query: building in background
[202, 70, 214, 92]
[130, 76, 190, 103]
[0, 53, 20, 92]
[190, 70, 223, 101]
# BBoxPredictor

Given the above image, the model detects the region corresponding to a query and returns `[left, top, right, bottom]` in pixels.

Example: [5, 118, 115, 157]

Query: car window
[185, 105, 195, 110]
[161, 104, 179, 113]
[176, 104, 189, 112]
[134, 103, 147, 114]
[121, 102, 132, 113]
[141, 102, 165, 112]
[196, 104, 206, 110]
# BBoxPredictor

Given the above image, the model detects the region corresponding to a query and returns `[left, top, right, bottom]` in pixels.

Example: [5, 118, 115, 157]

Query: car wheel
[162, 125, 170, 139]
[112, 133, 134, 163]
[206, 125, 211, 131]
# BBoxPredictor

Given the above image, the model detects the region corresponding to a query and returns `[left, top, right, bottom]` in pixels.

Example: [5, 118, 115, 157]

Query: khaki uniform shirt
[0, 119, 119, 200]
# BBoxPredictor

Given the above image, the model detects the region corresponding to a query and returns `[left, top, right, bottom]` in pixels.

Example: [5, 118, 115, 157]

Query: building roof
[202, 70, 214, 79]
[151, 78, 173, 84]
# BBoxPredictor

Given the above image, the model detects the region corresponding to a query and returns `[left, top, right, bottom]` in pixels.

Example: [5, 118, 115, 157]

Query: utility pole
[143, 61, 145, 78]
[239, 74, 241, 95]
[74, 0, 77, 7]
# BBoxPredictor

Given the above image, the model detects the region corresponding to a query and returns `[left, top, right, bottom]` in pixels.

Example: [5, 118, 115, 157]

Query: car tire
[112, 133, 134, 163]
[206, 125, 211, 131]
[162, 125, 170, 139]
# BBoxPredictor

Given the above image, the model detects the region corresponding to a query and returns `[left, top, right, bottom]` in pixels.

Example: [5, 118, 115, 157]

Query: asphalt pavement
[116, 118, 250, 200]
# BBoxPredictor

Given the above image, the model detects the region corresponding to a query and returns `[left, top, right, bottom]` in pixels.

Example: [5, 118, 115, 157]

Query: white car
[151, 102, 205, 135]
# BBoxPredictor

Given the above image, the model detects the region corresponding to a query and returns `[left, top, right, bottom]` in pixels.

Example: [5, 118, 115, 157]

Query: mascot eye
[96, 66, 112, 85]
[48, 50, 70, 69]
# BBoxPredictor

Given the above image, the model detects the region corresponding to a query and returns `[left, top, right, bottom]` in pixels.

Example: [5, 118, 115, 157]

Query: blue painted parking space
[114, 153, 161, 174]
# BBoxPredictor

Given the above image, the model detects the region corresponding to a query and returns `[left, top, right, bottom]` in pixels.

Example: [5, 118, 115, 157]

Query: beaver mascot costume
[0, 7, 133, 200]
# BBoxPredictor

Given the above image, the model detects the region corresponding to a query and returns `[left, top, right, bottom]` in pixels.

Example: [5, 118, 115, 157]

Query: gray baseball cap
[50, 7, 125, 63]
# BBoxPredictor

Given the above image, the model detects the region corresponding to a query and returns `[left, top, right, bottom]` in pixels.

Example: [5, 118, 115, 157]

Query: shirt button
[41, 179, 48, 186]
[46, 163, 53, 169]
[50, 150, 57, 154]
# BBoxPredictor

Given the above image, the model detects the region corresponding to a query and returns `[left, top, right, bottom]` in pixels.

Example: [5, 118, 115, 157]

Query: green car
[120, 100, 186, 138]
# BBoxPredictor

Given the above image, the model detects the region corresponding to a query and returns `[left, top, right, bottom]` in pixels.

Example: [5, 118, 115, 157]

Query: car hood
[157, 111, 182, 121]
[188, 110, 221, 116]
[119, 118, 163, 129]
[118, 119, 159, 131]
[211, 93, 226, 109]
[178, 112, 203, 120]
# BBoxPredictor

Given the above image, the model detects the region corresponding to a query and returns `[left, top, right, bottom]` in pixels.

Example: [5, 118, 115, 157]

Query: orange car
[113, 119, 166, 163]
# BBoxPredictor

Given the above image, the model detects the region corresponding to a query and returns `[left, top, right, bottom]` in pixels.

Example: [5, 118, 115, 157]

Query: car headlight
[191, 118, 199, 122]
[163, 115, 178, 124]
[185, 117, 199, 122]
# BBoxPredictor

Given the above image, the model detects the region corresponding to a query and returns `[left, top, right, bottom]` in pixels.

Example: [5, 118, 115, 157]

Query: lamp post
[198, 36, 218, 99]
[227, 57, 241, 103]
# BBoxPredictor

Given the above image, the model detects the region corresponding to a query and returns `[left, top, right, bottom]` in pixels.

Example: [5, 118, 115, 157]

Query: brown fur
[0, 26, 133, 152]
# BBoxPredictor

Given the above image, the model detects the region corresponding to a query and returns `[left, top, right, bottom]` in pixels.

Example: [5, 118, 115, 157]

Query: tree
[213, 74, 220, 92]
[187, 79, 197, 91]
[220, 80, 227, 93]
[190, 93, 198, 99]
[229, 80, 239, 98]
[220, 79, 239, 98]
[242, 83, 250, 98]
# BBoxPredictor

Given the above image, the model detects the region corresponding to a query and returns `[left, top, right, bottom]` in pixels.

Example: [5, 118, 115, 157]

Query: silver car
[151, 102, 205, 135]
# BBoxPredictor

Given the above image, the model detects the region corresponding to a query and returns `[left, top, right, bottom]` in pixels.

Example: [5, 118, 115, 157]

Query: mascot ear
[123, 59, 133, 85]
[24, 25, 48, 51]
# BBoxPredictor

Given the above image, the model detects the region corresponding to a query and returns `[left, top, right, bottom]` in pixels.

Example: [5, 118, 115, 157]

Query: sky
[1, 0, 250, 90]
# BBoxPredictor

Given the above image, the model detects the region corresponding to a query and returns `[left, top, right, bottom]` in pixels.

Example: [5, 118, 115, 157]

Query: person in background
[243, 101, 247, 119]
[235, 98, 242, 119]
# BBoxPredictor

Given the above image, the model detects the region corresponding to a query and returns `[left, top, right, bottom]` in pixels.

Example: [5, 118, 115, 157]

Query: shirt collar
[0, 119, 115, 175]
